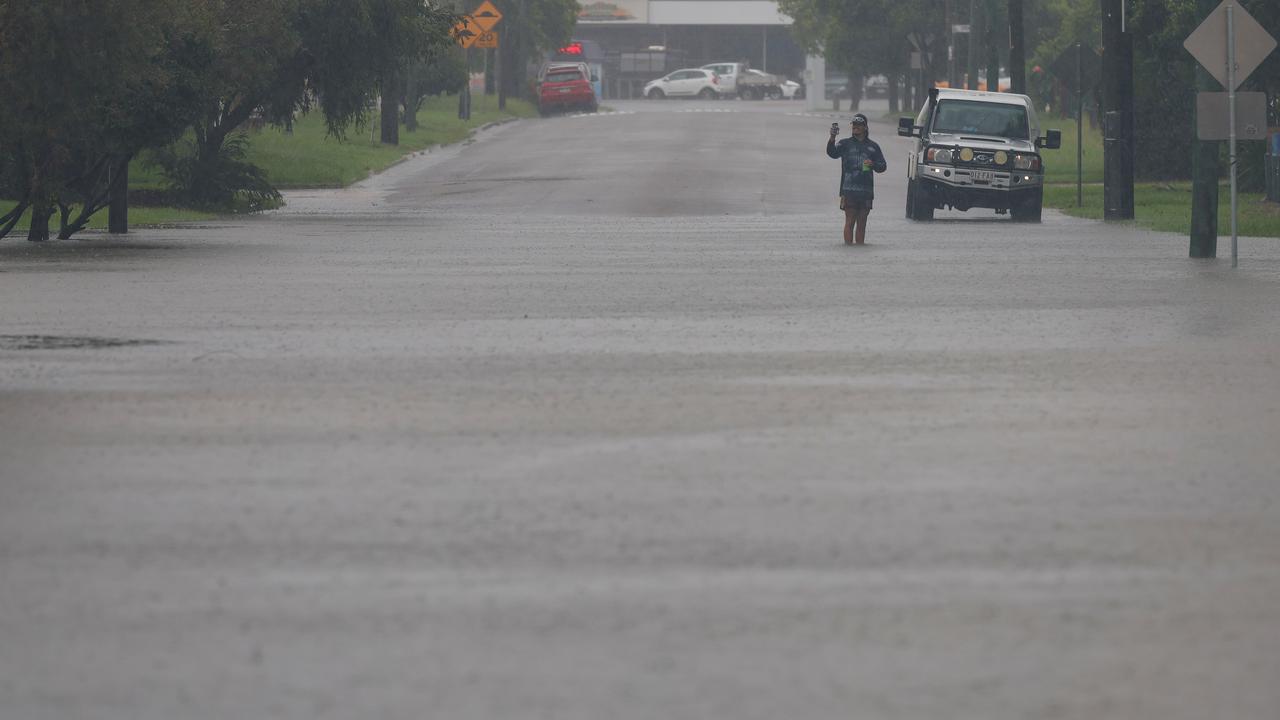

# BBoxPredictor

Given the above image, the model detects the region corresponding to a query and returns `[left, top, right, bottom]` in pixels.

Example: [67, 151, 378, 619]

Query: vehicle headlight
[925, 147, 953, 163]
[994, 151, 1008, 165]
[1012, 154, 1040, 171]
[959, 147, 974, 162]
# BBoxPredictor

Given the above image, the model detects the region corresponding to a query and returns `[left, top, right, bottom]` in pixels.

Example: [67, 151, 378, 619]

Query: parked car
[538, 66, 598, 115]
[899, 87, 1061, 222]
[644, 68, 721, 99]
[863, 74, 889, 98]
[776, 75, 803, 100]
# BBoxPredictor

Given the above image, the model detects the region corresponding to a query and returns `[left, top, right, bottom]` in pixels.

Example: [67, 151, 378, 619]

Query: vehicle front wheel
[647, 89, 665, 100]
[1011, 192, 1043, 223]
[908, 179, 935, 221]
[698, 87, 716, 100]
[767, 88, 783, 100]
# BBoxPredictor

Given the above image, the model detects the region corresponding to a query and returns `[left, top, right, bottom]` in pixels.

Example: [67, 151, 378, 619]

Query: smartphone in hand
[830, 122, 840, 136]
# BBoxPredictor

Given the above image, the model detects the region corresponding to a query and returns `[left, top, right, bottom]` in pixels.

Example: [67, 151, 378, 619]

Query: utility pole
[1100, 0, 1135, 220]
[1189, 0, 1220, 258]
[1008, 0, 1025, 94]
[967, 0, 980, 89]
[985, 0, 1000, 91]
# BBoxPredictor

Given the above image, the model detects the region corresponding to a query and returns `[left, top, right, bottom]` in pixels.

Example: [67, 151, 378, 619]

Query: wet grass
[130, 94, 536, 191]
[4, 94, 534, 235]
[1038, 113, 1104, 185]
[1044, 181, 1280, 238]
[241, 94, 537, 188]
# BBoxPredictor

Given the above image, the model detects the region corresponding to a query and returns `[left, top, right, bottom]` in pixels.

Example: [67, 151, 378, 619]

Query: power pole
[1189, 0, 1219, 258]
[967, 0, 980, 89]
[1008, 0, 1025, 94]
[1100, 0, 1135, 219]
[985, 0, 1000, 92]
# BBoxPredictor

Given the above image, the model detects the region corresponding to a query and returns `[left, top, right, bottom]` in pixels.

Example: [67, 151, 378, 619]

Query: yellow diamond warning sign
[471, 1, 503, 31]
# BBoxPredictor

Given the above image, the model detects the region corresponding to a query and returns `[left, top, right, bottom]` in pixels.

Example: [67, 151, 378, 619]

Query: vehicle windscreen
[545, 70, 582, 84]
[931, 100, 1029, 139]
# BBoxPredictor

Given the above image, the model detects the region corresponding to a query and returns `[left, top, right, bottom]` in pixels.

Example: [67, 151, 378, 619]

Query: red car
[538, 67, 598, 116]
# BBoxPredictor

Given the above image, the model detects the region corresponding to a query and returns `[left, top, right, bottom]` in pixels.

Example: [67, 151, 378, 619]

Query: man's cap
[850, 113, 868, 125]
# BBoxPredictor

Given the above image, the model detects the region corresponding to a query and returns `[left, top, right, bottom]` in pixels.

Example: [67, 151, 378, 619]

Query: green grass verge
[241, 93, 535, 189]
[1045, 181, 1280, 238]
[4, 94, 534, 235]
[1039, 114, 1104, 184]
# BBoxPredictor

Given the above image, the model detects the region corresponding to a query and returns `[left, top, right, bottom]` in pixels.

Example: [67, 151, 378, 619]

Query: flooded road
[3, 100, 1280, 719]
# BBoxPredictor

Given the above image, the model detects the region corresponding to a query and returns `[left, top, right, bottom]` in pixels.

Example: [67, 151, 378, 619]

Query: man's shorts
[839, 193, 873, 212]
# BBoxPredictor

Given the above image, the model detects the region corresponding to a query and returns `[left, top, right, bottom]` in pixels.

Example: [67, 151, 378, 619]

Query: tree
[494, 0, 579, 102]
[403, 45, 468, 132]
[0, 0, 202, 240]
[778, 0, 946, 113]
[161, 0, 458, 198]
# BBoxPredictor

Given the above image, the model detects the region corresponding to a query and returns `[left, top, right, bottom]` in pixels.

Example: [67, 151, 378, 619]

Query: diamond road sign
[471, 1, 503, 31]
[1183, 0, 1276, 90]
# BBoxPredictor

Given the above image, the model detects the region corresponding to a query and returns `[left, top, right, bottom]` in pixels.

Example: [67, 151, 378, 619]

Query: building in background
[560, 0, 802, 99]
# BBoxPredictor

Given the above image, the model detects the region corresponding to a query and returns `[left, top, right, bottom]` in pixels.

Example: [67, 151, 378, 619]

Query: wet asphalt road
[3, 99, 1280, 719]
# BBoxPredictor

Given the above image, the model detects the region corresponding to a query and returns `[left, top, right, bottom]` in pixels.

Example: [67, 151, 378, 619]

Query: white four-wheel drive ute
[899, 87, 1061, 222]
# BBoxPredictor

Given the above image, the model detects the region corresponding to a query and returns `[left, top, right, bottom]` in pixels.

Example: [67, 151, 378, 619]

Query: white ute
[899, 87, 1061, 222]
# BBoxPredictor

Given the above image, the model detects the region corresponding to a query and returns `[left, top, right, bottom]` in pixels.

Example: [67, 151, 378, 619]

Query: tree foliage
[0, 0, 462, 237]
[0, 0, 205, 240]
[779, 0, 1279, 183]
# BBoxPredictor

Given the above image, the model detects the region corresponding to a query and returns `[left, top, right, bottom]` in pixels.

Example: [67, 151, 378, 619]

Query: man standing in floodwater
[827, 113, 887, 245]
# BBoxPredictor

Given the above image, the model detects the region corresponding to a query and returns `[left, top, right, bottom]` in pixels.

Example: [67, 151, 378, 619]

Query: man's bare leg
[843, 209, 856, 245]
[854, 209, 870, 244]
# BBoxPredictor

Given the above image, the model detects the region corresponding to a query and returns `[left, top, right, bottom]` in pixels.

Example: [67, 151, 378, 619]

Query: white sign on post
[1196, 92, 1268, 141]
[1183, 0, 1277, 267]
[1183, 0, 1275, 90]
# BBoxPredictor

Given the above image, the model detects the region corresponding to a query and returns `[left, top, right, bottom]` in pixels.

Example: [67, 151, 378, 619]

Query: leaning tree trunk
[380, 65, 400, 146]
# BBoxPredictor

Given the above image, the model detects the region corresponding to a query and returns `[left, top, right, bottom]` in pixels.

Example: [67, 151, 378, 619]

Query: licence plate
[973, 170, 994, 183]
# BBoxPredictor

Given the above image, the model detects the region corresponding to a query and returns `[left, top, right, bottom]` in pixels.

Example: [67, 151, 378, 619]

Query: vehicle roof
[933, 88, 1032, 106]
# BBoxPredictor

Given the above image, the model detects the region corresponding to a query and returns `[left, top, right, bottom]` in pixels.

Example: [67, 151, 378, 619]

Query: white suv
[899, 88, 1061, 222]
[644, 68, 720, 99]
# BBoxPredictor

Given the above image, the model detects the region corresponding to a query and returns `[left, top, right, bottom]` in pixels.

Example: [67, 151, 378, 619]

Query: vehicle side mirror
[1038, 129, 1062, 149]
[897, 117, 918, 137]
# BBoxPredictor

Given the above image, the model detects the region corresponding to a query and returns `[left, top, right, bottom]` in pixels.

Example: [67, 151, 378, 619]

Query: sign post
[1184, 0, 1277, 266]
[453, 2, 503, 118]
[1052, 43, 1098, 209]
